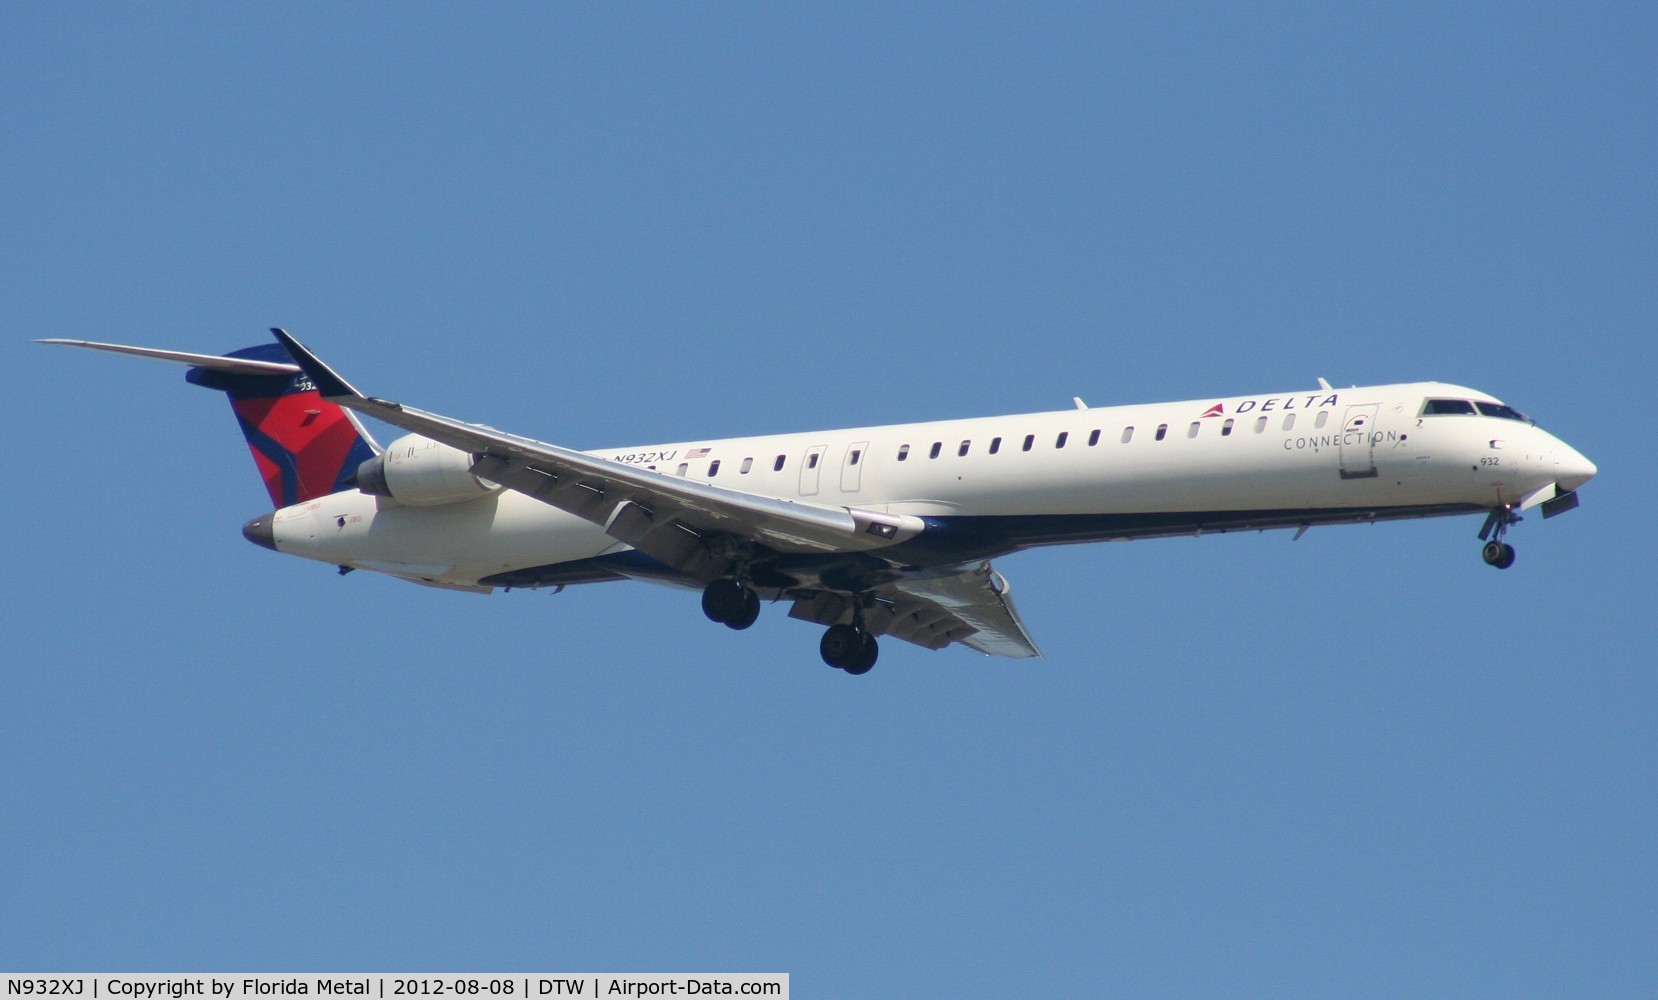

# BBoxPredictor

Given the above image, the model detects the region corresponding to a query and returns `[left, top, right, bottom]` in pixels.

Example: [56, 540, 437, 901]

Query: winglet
[269, 328, 364, 400]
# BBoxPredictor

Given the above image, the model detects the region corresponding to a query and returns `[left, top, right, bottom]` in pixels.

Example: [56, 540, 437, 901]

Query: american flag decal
[685, 447, 711, 459]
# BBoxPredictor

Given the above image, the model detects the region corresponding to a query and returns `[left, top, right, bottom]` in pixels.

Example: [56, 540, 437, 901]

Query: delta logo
[1198, 393, 1342, 419]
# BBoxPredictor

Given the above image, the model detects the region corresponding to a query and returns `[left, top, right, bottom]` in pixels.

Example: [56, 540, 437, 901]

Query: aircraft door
[1339, 404, 1380, 479]
[799, 445, 827, 496]
[840, 441, 869, 493]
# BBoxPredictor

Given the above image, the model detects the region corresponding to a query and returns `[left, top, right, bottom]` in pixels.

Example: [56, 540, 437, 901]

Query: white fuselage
[265, 381, 1596, 591]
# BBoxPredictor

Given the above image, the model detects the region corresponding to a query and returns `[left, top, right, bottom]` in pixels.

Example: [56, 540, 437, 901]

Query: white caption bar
[2, 976, 786, 1000]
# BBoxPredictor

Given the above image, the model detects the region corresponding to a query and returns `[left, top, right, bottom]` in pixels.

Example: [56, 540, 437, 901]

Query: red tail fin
[186, 343, 377, 507]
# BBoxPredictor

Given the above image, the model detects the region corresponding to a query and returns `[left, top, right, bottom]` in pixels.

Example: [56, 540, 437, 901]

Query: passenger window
[850, 449, 861, 466]
[807, 453, 819, 469]
[676, 463, 689, 476]
[1088, 429, 1101, 446]
[989, 437, 1002, 454]
[708, 460, 720, 476]
[1254, 416, 1268, 433]
[929, 442, 942, 459]
[1187, 422, 1200, 438]
[1121, 426, 1134, 444]
[1155, 424, 1168, 441]
[958, 440, 971, 457]
[774, 455, 786, 472]
[1022, 434, 1034, 452]
[740, 457, 753, 474]
[1314, 411, 1329, 429]
[897, 444, 910, 462]
[1222, 418, 1234, 436]
[1055, 431, 1068, 449]
[1281, 414, 1295, 431]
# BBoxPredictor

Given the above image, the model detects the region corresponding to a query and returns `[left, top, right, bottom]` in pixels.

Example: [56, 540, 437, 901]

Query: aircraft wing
[787, 560, 1042, 658]
[270, 330, 925, 573]
[885, 563, 1042, 658]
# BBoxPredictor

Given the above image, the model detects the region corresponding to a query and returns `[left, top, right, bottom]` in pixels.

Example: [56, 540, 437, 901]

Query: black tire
[701, 578, 747, 623]
[1482, 540, 1506, 567]
[844, 634, 878, 675]
[725, 588, 761, 630]
[1495, 543, 1516, 570]
[820, 624, 863, 669]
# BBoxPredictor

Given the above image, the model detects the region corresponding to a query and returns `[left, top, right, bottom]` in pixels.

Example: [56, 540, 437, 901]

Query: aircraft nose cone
[1555, 444, 1597, 492]
[242, 513, 277, 551]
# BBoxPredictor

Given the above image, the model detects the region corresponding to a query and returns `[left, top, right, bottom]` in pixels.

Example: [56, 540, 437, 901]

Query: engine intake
[354, 433, 501, 506]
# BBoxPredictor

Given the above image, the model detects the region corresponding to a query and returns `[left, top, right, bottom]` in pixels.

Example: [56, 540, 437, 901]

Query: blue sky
[4, 4, 1653, 995]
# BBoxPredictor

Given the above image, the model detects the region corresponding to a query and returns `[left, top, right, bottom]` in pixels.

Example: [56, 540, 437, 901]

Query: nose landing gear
[1481, 539, 1517, 569]
[1478, 506, 1520, 570]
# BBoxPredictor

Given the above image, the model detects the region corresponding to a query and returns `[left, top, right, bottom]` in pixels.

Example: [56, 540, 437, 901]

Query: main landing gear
[701, 577, 880, 675]
[819, 595, 879, 674]
[1478, 506, 1519, 570]
[701, 578, 760, 630]
[820, 623, 878, 675]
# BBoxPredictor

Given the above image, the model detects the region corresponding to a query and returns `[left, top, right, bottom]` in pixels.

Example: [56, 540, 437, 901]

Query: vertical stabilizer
[186, 343, 377, 507]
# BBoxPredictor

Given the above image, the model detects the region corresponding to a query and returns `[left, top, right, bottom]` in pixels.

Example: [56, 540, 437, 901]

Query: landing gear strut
[701, 578, 760, 630]
[1478, 506, 1519, 570]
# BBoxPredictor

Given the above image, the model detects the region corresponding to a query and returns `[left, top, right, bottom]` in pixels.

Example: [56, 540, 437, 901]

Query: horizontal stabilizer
[37, 339, 302, 376]
[40, 333, 376, 507]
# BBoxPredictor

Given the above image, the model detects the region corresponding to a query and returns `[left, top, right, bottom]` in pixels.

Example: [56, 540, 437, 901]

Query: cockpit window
[1475, 401, 1531, 423]
[1422, 398, 1477, 415]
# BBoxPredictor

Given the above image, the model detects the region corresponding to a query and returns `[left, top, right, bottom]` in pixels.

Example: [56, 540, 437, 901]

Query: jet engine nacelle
[354, 433, 501, 507]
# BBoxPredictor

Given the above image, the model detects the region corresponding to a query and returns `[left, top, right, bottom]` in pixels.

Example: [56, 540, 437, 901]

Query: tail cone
[242, 514, 277, 551]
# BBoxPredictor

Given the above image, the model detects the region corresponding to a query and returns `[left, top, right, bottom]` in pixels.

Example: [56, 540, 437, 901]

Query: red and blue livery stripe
[186, 343, 376, 508]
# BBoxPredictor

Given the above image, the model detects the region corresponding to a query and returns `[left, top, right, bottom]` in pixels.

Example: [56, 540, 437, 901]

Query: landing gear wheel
[844, 634, 878, 675]
[820, 624, 865, 669]
[1478, 507, 1521, 571]
[725, 587, 761, 630]
[702, 578, 752, 624]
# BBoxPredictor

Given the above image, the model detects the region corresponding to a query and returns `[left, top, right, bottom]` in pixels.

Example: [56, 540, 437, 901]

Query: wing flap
[885, 562, 1042, 658]
[787, 561, 1043, 659]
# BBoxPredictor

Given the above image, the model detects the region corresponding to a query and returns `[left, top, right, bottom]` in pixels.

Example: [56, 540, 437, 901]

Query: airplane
[42, 330, 1597, 674]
